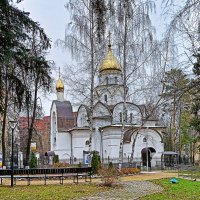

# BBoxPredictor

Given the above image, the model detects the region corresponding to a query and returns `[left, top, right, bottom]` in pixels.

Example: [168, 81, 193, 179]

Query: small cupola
[56, 78, 64, 92]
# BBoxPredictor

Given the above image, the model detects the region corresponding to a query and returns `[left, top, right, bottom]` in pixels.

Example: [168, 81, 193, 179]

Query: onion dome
[56, 78, 64, 92]
[99, 45, 122, 74]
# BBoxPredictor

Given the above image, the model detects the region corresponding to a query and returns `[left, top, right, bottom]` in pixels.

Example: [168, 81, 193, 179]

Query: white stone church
[50, 45, 165, 167]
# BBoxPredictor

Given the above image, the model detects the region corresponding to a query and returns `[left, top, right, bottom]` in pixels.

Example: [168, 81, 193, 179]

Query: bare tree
[57, 0, 107, 156]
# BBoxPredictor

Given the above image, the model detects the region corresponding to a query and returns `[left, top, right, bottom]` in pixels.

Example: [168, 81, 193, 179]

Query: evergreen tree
[190, 53, 200, 134]
[161, 69, 189, 151]
[29, 152, 37, 168]
[53, 155, 59, 164]
[0, 0, 52, 165]
[91, 151, 100, 174]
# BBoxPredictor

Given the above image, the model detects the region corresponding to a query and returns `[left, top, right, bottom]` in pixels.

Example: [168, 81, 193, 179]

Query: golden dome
[56, 78, 64, 92]
[99, 45, 121, 74]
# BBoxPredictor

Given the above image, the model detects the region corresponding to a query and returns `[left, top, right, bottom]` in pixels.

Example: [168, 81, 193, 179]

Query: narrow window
[115, 77, 117, 84]
[85, 140, 90, 146]
[143, 137, 147, 143]
[125, 110, 127, 122]
[106, 77, 108, 85]
[130, 113, 133, 123]
[104, 94, 107, 103]
[119, 112, 122, 122]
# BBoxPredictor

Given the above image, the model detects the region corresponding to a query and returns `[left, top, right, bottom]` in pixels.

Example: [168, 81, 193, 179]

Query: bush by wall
[53, 155, 59, 164]
[120, 167, 140, 175]
[53, 162, 69, 168]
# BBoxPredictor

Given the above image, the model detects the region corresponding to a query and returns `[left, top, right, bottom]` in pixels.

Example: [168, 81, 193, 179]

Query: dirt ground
[120, 171, 178, 182]
[1, 171, 178, 186]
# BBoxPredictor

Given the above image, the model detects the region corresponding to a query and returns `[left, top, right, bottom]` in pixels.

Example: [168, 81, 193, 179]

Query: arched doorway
[141, 147, 156, 167]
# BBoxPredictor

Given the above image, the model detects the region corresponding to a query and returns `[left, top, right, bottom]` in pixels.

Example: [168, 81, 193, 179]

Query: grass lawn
[141, 178, 200, 200]
[0, 184, 110, 200]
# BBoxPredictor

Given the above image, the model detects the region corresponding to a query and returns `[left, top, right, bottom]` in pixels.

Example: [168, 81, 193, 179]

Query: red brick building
[18, 116, 51, 159]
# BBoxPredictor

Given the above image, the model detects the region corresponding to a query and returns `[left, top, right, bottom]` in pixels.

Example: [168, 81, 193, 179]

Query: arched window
[81, 114, 87, 127]
[52, 112, 57, 144]
[104, 94, 107, 103]
[85, 140, 90, 146]
[106, 77, 108, 85]
[143, 137, 147, 143]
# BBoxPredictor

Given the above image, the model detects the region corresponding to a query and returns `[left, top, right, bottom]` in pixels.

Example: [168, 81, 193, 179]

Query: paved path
[77, 171, 178, 200]
[78, 180, 163, 200]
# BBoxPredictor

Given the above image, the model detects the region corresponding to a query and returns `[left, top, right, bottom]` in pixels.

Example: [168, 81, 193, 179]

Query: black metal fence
[178, 165, 200, 180]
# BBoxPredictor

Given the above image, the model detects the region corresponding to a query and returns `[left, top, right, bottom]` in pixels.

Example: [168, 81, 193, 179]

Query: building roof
[53, 100, 74, 119]
[51, 100, 75, 132]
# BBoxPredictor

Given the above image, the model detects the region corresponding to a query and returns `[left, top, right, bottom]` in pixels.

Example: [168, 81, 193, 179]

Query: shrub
[53, 162, 69, 168]
[120, 167, 140, 175]
[91, 151, 100, 174]
[78, 162, 83, 167]
[108, 162, 113, 168]
[53, 155, 59, 164]
[29, 152, 37, 168]
[98, 165, 120, 187]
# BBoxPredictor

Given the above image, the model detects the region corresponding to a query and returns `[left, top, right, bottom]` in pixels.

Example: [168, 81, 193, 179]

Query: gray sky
[17, 0, 70, 68]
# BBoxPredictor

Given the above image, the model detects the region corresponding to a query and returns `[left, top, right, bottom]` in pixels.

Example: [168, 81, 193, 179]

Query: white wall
[54, 132, 71, 160]
[72, 130, 90, 159]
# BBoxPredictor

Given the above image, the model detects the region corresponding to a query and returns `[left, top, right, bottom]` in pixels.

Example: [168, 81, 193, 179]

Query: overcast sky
[16, 0, 169, 115]
[16, 0, 73, 115]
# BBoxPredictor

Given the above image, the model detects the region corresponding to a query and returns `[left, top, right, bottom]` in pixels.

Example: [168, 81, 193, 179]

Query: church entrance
[141, 147, 156, 168]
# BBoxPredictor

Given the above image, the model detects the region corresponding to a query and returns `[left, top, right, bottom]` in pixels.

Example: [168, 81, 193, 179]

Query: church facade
[50, 45, 165, 167]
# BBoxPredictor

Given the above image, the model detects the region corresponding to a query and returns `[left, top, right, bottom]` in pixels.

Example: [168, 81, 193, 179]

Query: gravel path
[78, 180, 163, 200]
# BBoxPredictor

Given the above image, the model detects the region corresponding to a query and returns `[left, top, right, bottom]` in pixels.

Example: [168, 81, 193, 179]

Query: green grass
[141, 178, 200, 200]
[0, 184, 110, 200]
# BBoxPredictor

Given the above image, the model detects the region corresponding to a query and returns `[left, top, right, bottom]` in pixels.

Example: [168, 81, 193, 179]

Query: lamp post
[146, 137, 149, 172]
[8, 120, 18, 187]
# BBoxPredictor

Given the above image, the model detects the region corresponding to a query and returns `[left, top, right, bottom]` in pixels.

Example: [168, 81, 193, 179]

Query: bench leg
[60, 177, 63, 185]
[44, 174, 46, 185]
[27, 178, 30, 186]
[73, 173, 79, 184]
